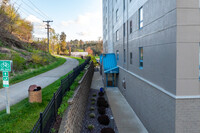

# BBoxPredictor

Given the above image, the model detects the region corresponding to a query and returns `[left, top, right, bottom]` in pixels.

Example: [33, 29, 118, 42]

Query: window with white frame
[139, 7, 143, 29]
[116, 9, 119, 22]
[116, 30, 119, 41]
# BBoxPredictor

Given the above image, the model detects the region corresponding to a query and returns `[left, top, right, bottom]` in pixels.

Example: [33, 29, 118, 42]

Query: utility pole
[43, 20, 53, 53]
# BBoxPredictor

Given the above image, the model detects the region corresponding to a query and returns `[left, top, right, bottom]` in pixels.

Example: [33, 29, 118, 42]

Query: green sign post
[0, 60, 12, 114]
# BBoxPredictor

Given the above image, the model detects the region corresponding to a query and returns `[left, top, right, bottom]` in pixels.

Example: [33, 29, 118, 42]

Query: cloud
[25, 15, 42, 24]
[61, 12, 102, 41]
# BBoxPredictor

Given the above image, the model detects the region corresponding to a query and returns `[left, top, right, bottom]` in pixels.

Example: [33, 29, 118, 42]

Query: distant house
[71, 52, 88, 57]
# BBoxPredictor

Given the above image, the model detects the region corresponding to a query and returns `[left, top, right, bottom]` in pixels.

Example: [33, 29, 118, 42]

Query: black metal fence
[31, 57, 91, 133]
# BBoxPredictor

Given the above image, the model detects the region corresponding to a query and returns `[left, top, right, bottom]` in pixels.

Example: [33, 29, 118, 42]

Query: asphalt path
[0, 56, 79, 111]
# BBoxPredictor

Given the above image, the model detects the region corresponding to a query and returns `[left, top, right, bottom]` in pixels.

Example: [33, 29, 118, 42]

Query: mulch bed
[81, 89, 118, 133]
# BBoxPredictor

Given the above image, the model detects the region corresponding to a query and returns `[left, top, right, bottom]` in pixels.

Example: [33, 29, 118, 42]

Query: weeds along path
[0, 56, 79, 111]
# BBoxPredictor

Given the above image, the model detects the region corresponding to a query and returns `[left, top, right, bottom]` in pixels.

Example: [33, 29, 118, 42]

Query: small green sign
[3, 76, 9, 88]
[3, 77, 9, 81]
[0, 61, 12, 72]
[2, 71, 9, 77]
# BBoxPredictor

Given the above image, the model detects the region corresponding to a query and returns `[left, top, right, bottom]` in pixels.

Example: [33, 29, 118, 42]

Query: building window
[116, 30, 119, 41]
[123, 23, 126, 37]
[123, 0, 125, 11]
[139, 7, 143, 29]
[116, 9, 119, 22]
[139, 47, 143, 69]
[124, 49, 126, 63]
[199, 43, 200, 79]
[130, 52, 132, 64]
[116, 50, 119, 61]
[130, 20, 132, 34]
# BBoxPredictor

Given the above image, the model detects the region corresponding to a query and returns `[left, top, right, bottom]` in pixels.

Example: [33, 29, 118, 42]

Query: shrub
[101, 128, 115, 133]
[98, 97, 105, 101]
[98, 115, 110, 125]
[88, 124, 95, 131]
[98, 107, 106, 115]
[90, 107, 95, 111]
[12, 53, 25, 71]
[97, 99, 109, 108]
[93, 93, 97, 97]
[91, 101, 95, 105]
[31, 54, 42, 64]
[98, 92, 104, 96]
[91, 98, 96, 101]
[89, 113, 95, 118]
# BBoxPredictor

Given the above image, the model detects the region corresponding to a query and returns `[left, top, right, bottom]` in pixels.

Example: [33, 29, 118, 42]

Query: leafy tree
[59, 32, 67, 54]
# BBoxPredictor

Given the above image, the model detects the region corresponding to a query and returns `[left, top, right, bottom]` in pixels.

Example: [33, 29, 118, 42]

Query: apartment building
[102, 0, 200, 133]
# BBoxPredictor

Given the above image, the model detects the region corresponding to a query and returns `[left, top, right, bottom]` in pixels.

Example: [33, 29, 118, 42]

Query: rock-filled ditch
[81, 89, 118, 133]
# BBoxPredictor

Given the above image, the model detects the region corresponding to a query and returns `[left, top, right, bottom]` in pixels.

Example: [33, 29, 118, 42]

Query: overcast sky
[10, 0, 103, 41]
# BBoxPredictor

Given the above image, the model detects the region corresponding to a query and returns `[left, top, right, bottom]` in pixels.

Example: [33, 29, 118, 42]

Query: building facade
[103, 0, 200, 133]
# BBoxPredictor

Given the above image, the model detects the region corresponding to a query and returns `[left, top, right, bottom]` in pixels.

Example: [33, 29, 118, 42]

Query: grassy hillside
[0, 39, 66, 88]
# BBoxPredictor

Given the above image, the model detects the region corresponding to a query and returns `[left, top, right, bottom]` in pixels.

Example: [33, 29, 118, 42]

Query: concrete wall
[118, 68, 176, 133]
[176, 0, 200, 96]
[175, 0, 200, 133]
[103, 0, 200, 132]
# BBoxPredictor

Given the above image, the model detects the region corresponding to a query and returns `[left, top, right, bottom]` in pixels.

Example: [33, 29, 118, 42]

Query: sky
[10, 0, 103, 41]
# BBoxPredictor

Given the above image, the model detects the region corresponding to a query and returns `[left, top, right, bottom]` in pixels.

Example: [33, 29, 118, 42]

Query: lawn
[0, 56, 66, 88]
[0, 57, 85, 133]
[66, 56, 85, 65]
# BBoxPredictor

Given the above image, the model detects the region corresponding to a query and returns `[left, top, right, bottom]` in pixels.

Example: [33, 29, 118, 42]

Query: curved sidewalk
[0, 56, 79, 111]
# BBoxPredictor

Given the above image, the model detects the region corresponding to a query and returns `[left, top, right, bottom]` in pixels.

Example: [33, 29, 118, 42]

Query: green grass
[66, 56, 85, 65]
[0, 57, 66, 88]
[58, 70, 85, 116]
[0, 57, 87, 133]
[0, 69, 74, 133]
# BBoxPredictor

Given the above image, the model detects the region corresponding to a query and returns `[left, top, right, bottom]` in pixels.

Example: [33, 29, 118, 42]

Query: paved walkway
[91, 72, 148, 133]
[0, 56, 79, 111]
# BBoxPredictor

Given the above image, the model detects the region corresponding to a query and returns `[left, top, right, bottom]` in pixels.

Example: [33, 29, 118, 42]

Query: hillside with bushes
[0, 0, 65, 86]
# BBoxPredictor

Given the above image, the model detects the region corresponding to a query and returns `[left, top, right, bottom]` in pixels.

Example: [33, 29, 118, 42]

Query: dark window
[123, 0, 125, 10]
[130, 20, 132, 34]
[116, 50, 119, 61]
[124, 49, 126, 63]
[139, 47, 143, 69]
[130, 52, 132, 64]
[116, 30, 119, 41]
[123, 23, 126, 37]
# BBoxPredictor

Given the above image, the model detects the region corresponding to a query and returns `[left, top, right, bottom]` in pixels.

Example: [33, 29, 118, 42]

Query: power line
[26, 0, 52, 20]
[20, 0, 49, 20]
